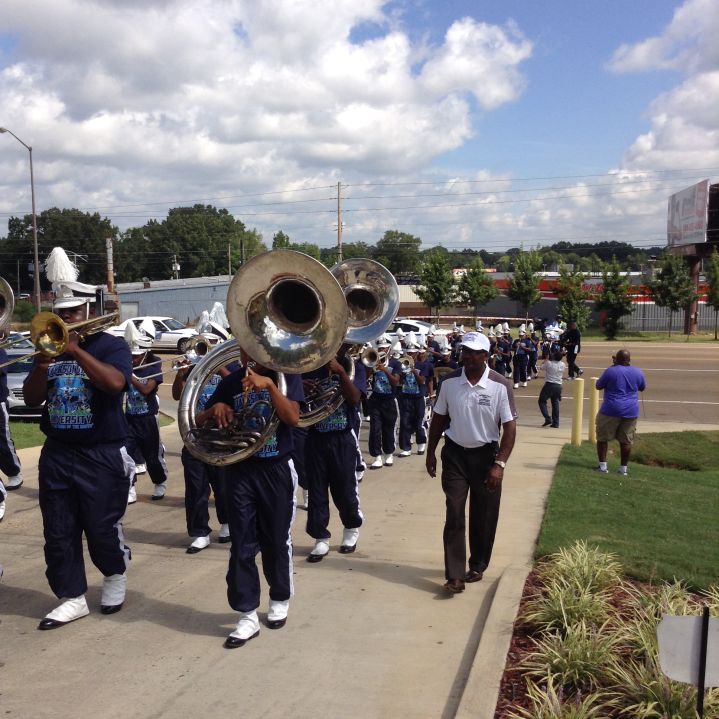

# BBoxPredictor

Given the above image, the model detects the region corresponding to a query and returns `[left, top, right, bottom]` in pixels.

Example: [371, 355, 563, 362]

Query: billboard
[667, 179, 710, 247]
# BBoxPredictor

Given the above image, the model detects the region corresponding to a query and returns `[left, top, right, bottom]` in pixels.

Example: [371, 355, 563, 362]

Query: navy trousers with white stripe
[224, 457, 297, 613]
[398, 394, 427, 451]
[182, 447, 227, 538]
[0, 400, 21, 479]
[126, 414, 168, 485]
[306, 430, 363, 540]
[367, 395, 397, 457]
[38, 439, 132, 598]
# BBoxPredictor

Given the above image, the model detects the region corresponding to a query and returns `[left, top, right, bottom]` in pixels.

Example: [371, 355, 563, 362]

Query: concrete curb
[454, 565, 531, 719]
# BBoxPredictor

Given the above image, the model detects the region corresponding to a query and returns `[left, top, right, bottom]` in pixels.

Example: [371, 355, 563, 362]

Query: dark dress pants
[126, 414, 168, 485]
[440, 439, 500, 581]
[367, 394, 397, 457]
[538, 382, 562, 427]
[182, 446, 228, 537]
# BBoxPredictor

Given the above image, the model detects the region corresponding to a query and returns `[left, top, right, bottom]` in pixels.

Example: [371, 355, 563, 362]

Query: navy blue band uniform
[206, 368, 304, 613]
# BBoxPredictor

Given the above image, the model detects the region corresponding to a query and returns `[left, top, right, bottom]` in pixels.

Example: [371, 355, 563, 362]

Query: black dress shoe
[218, 536, 231, 544]
[338, 544, 356, 554]
[224, 630, 259, 649]
[542, 419, 552, 427]
[267, 618, 286, 630]
[463, 570, 483, 583]
[443, 579, 465, 594]
[38, 618, 68, 630]
[101, 602, 123, 615]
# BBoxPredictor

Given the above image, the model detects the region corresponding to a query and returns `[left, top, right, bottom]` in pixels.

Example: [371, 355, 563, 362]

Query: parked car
[3, 333, 43, 418]
[108, 317, 199, 351]
[384, 318, 449, 347]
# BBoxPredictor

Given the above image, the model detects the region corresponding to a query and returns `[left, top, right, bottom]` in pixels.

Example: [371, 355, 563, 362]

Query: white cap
[53, 280, 97, 309]
[460, 331, 490, 353]
[396, 328, 405, 339]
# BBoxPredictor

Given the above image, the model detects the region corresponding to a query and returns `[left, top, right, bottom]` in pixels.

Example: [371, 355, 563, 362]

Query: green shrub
[537, 541, 623, 594]
[507, 676, 610, 719]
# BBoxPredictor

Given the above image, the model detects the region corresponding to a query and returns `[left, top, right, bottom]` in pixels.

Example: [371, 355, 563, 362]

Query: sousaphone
[296, 258, 400, 427]
[178, 250, 348, 464]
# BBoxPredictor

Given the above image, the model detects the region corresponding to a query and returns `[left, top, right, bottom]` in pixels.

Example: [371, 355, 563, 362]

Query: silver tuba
[296, 258, 399, 427]
[0, 277, 15, 334]
[178, 250, 346, 464]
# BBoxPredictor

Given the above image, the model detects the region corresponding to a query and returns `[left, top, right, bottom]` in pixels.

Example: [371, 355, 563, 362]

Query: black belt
[444, 436, 495, 453]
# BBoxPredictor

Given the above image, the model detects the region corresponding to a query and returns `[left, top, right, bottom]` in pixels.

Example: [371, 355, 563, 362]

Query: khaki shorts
[595, 412, 638, 444]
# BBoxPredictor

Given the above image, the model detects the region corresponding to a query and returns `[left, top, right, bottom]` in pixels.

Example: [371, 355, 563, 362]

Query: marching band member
[397, 343, 432, 457]
[304, 347, 366, 562]
[367, 336, 401, 469]
[172, 360, 233, 553]
[0, 337, 23, 503]
[125, 332, 168, 502]
[23, 271, 133, 630]
[195, 347, 304, 649]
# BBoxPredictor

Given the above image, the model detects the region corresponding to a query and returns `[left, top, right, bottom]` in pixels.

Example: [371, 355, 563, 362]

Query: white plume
[45, 247, 78, 284]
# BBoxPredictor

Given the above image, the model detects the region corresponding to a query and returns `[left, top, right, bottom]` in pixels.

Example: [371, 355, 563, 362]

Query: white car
[109, 316, 198, 352]
[385, 318, 449, 348]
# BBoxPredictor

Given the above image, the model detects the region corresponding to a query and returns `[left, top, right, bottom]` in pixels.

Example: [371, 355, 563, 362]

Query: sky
[1, 0, 718, 260]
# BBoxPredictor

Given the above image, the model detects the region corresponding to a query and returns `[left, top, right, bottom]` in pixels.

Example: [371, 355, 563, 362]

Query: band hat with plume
[45, 247, 98, 309]
[124, 322, 153, 354]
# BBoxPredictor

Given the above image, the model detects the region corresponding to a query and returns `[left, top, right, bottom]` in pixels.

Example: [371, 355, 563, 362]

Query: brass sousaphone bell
[296, 258, 400, 427]
[178, 250, 349, 465]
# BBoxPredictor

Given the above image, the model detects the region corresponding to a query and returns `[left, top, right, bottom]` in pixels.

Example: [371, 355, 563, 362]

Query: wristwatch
[494, 459, 506, 469]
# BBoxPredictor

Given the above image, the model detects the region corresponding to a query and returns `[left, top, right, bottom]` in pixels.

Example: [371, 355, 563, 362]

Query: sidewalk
[2, 417, 717, 719]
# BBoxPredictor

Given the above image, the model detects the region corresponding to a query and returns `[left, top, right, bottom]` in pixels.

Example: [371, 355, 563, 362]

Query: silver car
[3, 333, 42, 419]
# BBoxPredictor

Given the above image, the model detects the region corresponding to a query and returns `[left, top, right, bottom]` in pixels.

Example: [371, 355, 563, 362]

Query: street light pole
[0, 127, 41, 312]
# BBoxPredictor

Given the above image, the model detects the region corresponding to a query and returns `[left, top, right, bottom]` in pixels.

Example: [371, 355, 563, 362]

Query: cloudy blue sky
[1, 0, 717, 257]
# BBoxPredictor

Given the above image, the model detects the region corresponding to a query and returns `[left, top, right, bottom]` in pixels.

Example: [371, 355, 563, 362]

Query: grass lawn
[536, 430, 719, 591]
[9, 413, 176, 451]
[580, 327, 718, 342]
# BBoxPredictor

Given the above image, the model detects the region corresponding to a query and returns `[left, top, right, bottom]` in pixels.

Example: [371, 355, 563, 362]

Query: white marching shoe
[416, 444, 427, 455]
[398, 449, 412, 457]
[127, 484, 137, 505]
[151, 482, 166, 500]
[355, 469, 365, 482]
[6, 475, 23, 490]
[0, 498, 5, 522]
[267, 599, 289, 629]
[187, 534, 211, 554]
[521, 381, 527, 387]
[339, 527, 359, 554]
[218, 523, 231, 544]
[307, 539, 330, 563]
[300, 488, 309, 510]
[38, 596, 89, 630]
[101, 574, 127, 614]
[513, 383, 519, 389]
[383, 453, 394, 466]
[135, 463, 147, 475]
[369, 456, 383, 469]
[225, 610, 260, 649]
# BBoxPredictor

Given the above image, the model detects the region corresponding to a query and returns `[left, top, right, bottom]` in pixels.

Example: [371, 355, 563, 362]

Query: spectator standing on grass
[595, 349, 646, 476]
[538, 351, 565, 428]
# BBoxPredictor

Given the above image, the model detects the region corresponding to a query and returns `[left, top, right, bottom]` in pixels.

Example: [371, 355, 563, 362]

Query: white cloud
[0, 0, 536, 245]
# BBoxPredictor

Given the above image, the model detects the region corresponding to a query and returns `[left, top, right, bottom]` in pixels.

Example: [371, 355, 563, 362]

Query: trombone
[0, 310, 120, 369]
[132, 334, 215, 379]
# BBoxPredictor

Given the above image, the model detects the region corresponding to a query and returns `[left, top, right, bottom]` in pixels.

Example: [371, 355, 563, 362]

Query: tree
[291, 242, 321, 260]
[375, 230, 421, 276]
[456, 257, 498, 322]
[272, 230, 291, 249]
[507, 250, 541, 321]
[414, 251, 455, 321]
[555, 263, 592, 330]
[648, 253, 698, 337]
[2, 208, 118, 291]
[594, 257, 634, 340]
[703, 248, 719, 340]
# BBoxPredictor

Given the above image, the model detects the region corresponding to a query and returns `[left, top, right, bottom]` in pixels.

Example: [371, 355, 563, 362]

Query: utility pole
[337, 181, 343, 263]
[228, 241, 232, 278]
[172, 254, 181, 280]
[105, 237, 115, 293]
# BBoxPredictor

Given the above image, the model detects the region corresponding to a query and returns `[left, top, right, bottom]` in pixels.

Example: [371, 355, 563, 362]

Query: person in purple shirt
[594, 349, 646, 476]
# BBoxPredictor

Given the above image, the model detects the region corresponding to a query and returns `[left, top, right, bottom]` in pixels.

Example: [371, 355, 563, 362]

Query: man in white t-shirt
[425, 332, 517, 594]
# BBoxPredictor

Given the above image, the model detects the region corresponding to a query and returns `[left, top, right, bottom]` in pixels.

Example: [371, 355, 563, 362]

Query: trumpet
[358, 346, 387, 369]
[0, 310, 120, 369]
[398, 355, 415, 373]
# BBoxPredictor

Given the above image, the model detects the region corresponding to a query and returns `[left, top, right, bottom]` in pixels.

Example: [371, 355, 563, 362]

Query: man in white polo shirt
[425, 332, 517, 594]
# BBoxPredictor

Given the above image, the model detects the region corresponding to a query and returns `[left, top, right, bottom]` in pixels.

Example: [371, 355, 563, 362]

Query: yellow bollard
[588, 378, 599, 445]
[571, 377, 585, 447]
